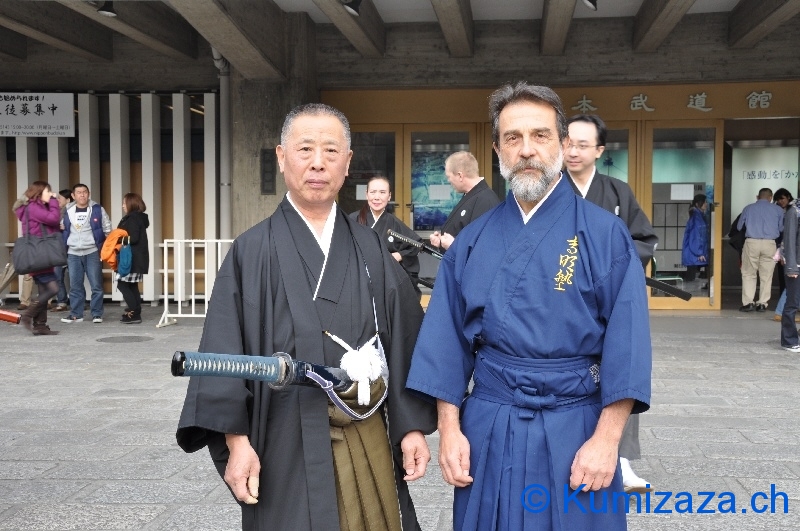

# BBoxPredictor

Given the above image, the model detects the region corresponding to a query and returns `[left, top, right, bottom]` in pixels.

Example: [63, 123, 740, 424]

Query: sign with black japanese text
[0, 93, 75, 137]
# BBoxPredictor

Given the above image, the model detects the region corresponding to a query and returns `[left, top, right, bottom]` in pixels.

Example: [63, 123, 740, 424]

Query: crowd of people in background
[9, 184, 149, 335]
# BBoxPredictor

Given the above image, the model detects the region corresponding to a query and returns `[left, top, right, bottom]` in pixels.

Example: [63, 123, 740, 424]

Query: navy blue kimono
[407, 176, 652, 531]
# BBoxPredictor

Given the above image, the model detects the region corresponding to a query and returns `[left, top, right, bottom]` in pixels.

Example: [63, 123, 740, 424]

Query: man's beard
[499, 150, 564, 203]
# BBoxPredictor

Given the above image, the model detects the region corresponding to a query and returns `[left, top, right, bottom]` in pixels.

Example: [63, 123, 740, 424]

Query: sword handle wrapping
[171, 351, 354, 392]
[172, 351, 291, 388]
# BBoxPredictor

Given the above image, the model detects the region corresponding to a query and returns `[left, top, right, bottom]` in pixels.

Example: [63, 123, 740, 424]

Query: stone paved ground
[1, 299, 799, 530]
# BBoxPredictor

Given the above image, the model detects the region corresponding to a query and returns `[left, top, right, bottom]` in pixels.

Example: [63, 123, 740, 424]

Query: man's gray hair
[488, 82, 567, 145]
[280, 103, 351, 149]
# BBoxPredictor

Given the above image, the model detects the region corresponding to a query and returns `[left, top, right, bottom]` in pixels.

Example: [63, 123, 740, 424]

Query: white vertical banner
[203, 93, 219, 297]
[141, 94, 162, 304]
[0, 138, 8, 264]
[15, 137, 38, 201]
[108, 94, 131, 303]
[46, 137, 69, 193]
[15, 137, 38, 292]
[172, 94, 191, 304]
[78, 94, 100, 196]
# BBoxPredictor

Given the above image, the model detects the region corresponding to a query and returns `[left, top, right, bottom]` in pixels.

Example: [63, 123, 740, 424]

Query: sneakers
[92, 316, 103, 324]
[756, 303, 767, 312]
[739, 303, 755, 312]
[782, 345, 800, 353]
[61, 316, 83, 323]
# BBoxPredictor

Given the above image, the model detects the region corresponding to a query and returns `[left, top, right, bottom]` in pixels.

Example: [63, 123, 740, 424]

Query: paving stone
[0, 503, 165, 530]
[698, 443, 800, 462]
[156, 503, 240, 531]
[0, 417, 107, 432]
[8, 432, 109, 446]
[0, 445, 134, 461]
[738, 478, 800, 501]
[0, 480, 90, 503]
[0, 462, 57, 480]
[4, 307, 800, 530]
[75, 480, 217, 504]
[100, 432, 180, 446]
[658, 458, 798, 479]
[650, 427, 745, 443]
[739, 430, 800, 445]
[44, 462, 188, 480]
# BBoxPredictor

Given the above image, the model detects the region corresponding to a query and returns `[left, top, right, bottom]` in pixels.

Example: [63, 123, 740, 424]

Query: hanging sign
[0, 93, 75, 137]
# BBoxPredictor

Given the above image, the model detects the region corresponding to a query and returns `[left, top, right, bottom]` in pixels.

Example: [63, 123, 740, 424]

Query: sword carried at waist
[172, 351, 354, 391]
[172, 351, 385, 421]
[387, 229, 443, 260]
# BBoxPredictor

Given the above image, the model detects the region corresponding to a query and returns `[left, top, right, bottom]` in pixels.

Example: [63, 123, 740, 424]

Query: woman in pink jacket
[13, 181, 62, 335]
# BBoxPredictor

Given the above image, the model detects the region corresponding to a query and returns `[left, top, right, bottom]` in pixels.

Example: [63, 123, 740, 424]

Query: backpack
[728, 214, 745, 254]
[100, 228, 129, 271]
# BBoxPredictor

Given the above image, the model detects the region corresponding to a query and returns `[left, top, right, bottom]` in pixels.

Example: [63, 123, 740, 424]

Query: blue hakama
[407, 177, 652, 531]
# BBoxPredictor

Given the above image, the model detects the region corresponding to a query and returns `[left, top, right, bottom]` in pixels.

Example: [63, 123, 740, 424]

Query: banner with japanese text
[0, 93, 75, 137]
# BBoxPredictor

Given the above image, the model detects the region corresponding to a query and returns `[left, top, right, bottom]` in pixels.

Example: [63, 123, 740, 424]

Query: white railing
[156, 239, 233, 328]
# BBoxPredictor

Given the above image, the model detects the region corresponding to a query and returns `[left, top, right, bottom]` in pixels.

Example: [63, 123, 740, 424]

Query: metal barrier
[157, 239, 233, 328]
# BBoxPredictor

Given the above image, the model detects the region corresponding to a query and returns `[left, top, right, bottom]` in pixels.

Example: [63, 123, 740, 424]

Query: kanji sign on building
[0, 93, 75, 137]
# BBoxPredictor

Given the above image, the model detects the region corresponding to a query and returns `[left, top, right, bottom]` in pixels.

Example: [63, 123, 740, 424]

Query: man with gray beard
[407, 81, 652, 530]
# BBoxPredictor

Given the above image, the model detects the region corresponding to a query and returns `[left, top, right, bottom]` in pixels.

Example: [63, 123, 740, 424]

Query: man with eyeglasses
[565, 114, 658, 266]
[565, 114, 658, 495]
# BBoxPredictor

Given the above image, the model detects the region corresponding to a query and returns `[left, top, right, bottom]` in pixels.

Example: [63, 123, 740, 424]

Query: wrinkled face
[276, 114, 352, 211]
[565, 121, 605, 176]
[494, 100, 566, 203]
[367, 179, 391, 213]
[73, 186, 90, 208]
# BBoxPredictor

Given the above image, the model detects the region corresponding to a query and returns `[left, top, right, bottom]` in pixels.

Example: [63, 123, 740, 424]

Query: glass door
[646, 120, 724, 309]
[403, 124, 477, 235]
[339, 125, 403, 221]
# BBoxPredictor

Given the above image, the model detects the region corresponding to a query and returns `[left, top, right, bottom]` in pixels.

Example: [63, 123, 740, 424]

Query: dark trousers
[781, 274, 800, 347]
[117, 280, 141, 314]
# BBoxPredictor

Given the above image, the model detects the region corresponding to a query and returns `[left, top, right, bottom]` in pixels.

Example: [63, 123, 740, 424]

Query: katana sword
[387, 229, 443, 259]
[389, 229, 691, 300]
[171, 351, 354, 392]
[645, 277, 692, 301]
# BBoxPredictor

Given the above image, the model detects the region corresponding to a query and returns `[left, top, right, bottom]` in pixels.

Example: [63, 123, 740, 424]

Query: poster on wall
[730, 147, 799, 219]
[411, 151, 458, 231]
[0, 93, 75, 137]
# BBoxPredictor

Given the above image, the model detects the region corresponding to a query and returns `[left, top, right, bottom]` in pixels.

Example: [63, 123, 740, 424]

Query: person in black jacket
[116, 193, 149, 324]
[430, 151, 500, 251]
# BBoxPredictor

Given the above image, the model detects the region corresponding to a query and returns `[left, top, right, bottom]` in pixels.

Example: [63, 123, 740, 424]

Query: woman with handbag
[116, 193, 149, 324]
[12, 181, 62, 335]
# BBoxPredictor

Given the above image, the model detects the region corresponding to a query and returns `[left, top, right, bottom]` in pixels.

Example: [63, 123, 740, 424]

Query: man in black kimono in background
[430, 151, 500, 251]
[176, 103, 437, 530]
[564, 113, 658, 493]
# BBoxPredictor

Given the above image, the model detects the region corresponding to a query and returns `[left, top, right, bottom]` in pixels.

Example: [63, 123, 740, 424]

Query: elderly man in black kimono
[177, 103, 437, 531]
[565, 113, 658, 494]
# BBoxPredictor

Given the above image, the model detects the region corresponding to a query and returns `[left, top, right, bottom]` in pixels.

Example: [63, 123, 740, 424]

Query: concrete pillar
[46, 137, 69, 194]
[77, 94, 100, 196]
[203, 92, 220, 296]
[172, 93, 191, 304]
[108, 94, 131, 302]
